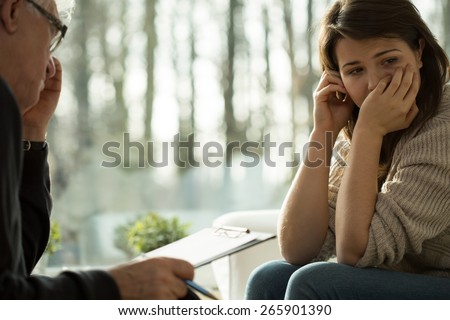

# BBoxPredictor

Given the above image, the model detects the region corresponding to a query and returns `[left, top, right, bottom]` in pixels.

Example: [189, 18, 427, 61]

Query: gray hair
[34, 0, 76, 24]
[54, 0, 76, 24]
[0, 0, 75, 23]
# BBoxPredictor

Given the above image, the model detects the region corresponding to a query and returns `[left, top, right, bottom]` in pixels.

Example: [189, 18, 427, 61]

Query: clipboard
[142, 226, 276, 268]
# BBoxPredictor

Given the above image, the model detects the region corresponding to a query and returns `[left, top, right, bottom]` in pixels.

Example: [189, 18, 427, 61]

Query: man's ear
[1, 0, 21, 34]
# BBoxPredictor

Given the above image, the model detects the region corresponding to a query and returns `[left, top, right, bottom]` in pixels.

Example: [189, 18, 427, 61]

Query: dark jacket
[0, 77, 120, 299]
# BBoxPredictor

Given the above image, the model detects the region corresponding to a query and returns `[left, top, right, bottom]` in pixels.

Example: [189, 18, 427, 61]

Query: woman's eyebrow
[341, 49, 402, 69]
[373, 48, 401, 59]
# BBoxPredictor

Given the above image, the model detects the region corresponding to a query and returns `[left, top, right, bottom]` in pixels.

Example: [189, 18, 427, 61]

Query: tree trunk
[443, 0, 450, 53]
[72, 0, 92, 149]
[172, 0, 197, 170]
[262, 5, 273, 140]
[223, 0, 238, 165]
[305, 0, 316, 133]
[281, 0, 299, 143]
[144, 0, 158, 142]
[98, 0, 129, 136]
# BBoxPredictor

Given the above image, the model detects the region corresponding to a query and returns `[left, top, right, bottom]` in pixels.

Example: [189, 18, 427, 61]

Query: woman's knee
[286, 262, 345, 299]
[246, 260, 302, 300]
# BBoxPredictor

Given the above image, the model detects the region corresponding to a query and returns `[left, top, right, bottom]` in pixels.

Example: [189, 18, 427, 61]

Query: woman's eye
[348, 68, 362, 75]
[383, 58, 398, 65]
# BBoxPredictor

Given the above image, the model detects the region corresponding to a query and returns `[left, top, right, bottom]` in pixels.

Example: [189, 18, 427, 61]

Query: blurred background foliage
[114, 212, 190, 258]
[47, 0, 449, 268]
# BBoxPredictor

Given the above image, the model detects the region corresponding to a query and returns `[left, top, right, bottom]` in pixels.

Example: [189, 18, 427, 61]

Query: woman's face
[335, 37, 424, 108]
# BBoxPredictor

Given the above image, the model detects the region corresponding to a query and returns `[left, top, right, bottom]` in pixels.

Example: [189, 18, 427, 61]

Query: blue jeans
[245, 261, 450, 299]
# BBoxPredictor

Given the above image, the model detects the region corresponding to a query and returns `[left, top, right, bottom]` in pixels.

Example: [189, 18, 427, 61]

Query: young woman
[246, 0, 450, 299]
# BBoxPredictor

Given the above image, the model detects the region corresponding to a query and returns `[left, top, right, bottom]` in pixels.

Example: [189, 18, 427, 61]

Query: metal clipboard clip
[213, 226, 250, 238]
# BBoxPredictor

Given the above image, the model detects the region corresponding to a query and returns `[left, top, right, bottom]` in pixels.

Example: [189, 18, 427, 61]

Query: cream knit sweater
[317, 84, 450, 278]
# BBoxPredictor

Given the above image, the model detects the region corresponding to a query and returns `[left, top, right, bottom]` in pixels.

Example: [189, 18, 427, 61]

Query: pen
[185, 280, 219, 300]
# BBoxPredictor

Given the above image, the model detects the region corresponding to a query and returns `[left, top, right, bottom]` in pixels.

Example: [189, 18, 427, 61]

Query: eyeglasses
[26, 0, 68, 52]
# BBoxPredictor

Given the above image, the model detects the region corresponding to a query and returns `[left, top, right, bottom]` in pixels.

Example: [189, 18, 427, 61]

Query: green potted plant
[114, 212, 190, 258]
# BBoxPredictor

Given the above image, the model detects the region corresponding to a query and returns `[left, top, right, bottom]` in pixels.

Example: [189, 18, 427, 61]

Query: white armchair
[211, 209, 282, 300]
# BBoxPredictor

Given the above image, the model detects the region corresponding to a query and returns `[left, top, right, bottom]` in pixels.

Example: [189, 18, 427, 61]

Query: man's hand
[108, 257, 195, 300]
[22, 57, 62, 141]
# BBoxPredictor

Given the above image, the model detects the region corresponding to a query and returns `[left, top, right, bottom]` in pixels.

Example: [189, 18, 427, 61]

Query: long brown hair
[319, 0, 449, 186]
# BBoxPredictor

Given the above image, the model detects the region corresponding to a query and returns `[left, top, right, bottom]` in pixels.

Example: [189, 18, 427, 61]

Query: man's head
[0, 0, 74, 113]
